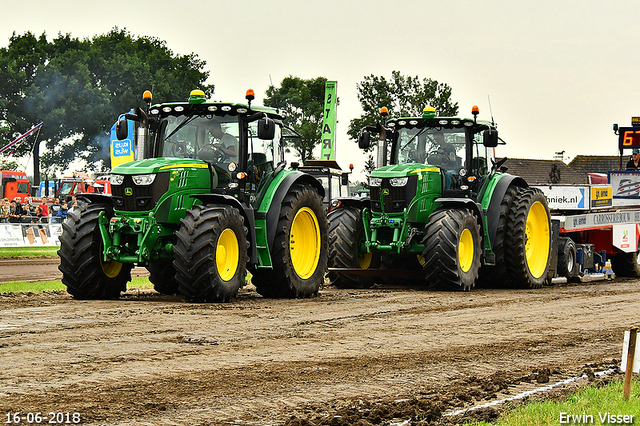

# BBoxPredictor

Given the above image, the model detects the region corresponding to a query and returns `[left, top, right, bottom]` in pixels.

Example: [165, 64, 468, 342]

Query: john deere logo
[124, 187, 133, 196]
[382, 188, 390, 196]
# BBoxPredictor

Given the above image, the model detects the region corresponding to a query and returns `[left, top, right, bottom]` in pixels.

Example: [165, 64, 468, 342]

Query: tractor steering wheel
[427, 150, 451, 166]
[197, 143, 227, 164]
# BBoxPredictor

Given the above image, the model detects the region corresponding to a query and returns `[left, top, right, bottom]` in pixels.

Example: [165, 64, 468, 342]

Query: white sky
[2, 0, 640, 181]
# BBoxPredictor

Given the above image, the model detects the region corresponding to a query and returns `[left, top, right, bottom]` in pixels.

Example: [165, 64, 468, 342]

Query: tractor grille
[111, 172, 170, 211]
[370, 176, 418, 213]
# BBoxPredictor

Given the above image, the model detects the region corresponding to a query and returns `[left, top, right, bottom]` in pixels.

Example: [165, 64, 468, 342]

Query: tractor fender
[434, 197, 485, 230]
[79, 193, 113, 206]
[485, 174, 528, 250]
[264, 171, 325, 251]
[331, 196, 371, 211]
[190, 193, 258, 264]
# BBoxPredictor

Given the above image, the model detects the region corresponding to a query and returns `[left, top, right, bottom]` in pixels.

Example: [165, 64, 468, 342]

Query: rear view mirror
[116, 117, 129, 141]
[358, 130, 371, 149]
[483, 129, 498, 147]
[258, 118, 276, 140]
[341, 172, 349, 186]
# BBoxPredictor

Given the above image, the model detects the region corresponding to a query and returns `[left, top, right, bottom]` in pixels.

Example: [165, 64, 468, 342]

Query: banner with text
[320, 81, 337, 161]
[0, 223, 62, 247]
[110, 114, 135, 168]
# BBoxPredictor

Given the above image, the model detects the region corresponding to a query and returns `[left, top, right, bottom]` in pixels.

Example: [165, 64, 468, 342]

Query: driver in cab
[199, 120, 238, 163]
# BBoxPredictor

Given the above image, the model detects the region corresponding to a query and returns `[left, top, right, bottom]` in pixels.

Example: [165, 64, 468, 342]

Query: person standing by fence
[0, 198, 9, 223]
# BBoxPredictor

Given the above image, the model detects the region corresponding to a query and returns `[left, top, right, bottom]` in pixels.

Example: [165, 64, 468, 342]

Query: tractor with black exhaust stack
[58, 89, 328, 302]
[328, 106, 552, 291]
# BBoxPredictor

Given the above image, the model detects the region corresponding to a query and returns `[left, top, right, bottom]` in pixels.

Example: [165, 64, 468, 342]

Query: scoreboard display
[618, 127, 640, 150]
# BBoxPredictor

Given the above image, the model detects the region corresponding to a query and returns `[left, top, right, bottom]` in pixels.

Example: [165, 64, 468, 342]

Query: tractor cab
[360, 106, 500, 199]
[116, 89, 293, 209]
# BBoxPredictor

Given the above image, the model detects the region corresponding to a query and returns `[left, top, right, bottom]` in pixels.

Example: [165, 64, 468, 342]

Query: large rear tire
[251, 183, 328, 298]
[147, 261, 179, 295]
[477, 185, 519, 288]
[611, 250, 640, 277]
[58, 202, 132, 299]
[421, 209, 482, 291]
[505, 188, 551, 289]
[174, 204, 248, 302]
[327, 206, 378, 289]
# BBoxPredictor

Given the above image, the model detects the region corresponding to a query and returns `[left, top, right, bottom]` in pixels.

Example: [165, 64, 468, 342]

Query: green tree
[264, 75, 329, 163]
[363, 153, 376, 179]
[347, 71, 459, 142]
[0, 28, 214, 183]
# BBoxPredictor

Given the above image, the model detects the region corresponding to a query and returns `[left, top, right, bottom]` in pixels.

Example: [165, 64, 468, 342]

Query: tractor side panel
[255, 170, 325, 268]
[481, 173, 527, 251]
[406, 169, 443, 224]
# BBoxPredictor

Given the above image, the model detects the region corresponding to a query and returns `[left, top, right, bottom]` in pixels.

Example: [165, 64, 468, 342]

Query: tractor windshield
[396, 127, 466, 170]
[394, 125, 492, 189]
[158, 115, 239, 165]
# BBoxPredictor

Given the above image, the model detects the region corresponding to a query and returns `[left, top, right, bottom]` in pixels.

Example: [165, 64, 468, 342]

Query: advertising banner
[0, 223, 62, 247]
[533, 185, 589, 210]
[320, 81, 337, 161]
[110, 114, 134, 168]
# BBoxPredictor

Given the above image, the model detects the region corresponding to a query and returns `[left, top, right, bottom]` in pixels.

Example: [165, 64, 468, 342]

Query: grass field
[465, 376, 639, 425]
[0, 277, 154, 294]
[0, 246, 59, 258]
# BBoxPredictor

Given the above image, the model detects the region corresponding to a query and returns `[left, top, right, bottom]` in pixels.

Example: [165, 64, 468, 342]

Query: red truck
[0, 170, 31, 201]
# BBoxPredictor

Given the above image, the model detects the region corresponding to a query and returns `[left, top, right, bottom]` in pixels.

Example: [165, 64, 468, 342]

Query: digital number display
[618, 127, 640, 149]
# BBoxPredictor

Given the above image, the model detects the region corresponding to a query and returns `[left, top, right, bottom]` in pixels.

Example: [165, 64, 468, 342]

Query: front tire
[327, 206, 378, 289]
[505, 188, 551, 289]
[58, 202, 132, 299]
[173, 204, 248, 302]
[251, 183, 328, 298]
[147, 261, 179, 295]
[421, 209, 482, 291]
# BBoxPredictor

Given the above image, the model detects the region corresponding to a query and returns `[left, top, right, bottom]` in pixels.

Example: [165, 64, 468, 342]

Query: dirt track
[0, 261, 639, 425]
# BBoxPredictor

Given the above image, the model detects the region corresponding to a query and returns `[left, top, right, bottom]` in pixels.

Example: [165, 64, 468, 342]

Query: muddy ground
[0, 259, 638, 425]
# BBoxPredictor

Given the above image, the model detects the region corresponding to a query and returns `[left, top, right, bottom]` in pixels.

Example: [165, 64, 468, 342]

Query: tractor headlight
[369, 177, 382, 187]
[132, 174, 156, 186]
[389, 177, 408, 187]
[110, 174, 125, 185]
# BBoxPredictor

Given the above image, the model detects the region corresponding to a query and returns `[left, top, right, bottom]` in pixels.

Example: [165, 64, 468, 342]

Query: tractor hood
[112, 157, 208, 175]
[370, 163, 439, 178]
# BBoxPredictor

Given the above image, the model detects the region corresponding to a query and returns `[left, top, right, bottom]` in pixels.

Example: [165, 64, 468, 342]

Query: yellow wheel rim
[290, 207, 321, 279]
[357, 230, 372, 269]
[358, 251, 373, 269]
[525, 201, 550, 278]
[100, 256, 123, 279]
[458, 228, 474, 273]
[217, 228, 239, 281]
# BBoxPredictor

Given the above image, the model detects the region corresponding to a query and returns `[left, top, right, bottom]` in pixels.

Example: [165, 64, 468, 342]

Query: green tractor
[58, 89, 328, 302]
[328, 106, 551, 291]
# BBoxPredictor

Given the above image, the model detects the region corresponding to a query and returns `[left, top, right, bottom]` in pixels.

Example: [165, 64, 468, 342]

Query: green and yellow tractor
[58, 90, 328, 302]
[328, 106, 551, 291]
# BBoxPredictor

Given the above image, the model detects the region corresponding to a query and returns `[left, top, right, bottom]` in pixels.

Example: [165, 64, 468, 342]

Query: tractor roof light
[380, 107, 389, 116]
[189, 89, 206, 104]
[472, 105, 479, 119]
[143, 90, 153, 103]
[423, 106, 436, 119]
[246, 89, 255, 108]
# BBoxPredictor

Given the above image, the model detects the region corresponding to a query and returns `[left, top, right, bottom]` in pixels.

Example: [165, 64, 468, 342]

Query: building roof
[502, 158, 586, 185]
[567, 155, 621, 177]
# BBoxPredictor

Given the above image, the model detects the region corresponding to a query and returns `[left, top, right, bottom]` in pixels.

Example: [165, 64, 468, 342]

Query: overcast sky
[2, 0, 639, 180]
